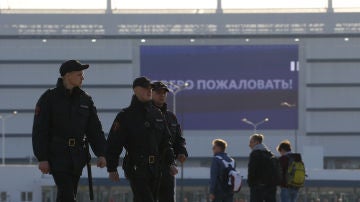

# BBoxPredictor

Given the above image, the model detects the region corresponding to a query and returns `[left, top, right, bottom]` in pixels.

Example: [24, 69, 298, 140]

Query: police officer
[106, 77, 178, 202]
[32, 60, 107, 202]
[152, 81, 188, 202]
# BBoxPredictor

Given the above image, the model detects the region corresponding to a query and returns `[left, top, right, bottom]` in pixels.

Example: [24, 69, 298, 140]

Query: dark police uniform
[152, 82, 188, 202]
[106, 94, 175, 202]
[32, 60, 106, 202]
[157, 103, 188, 202]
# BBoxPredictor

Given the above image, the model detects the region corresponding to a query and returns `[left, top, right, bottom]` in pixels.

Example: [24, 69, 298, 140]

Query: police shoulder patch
[35, 106, 41, 116]
[112, 120, 120, 131]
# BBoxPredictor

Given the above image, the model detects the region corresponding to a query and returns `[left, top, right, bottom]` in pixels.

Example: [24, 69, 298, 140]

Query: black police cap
[132, 76, 153, 89]
[152, 81, 170, 92]
[59, 60, 89, 76]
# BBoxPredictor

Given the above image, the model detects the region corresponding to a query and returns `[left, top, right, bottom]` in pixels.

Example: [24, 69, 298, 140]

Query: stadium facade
[1, 1, 360, 201]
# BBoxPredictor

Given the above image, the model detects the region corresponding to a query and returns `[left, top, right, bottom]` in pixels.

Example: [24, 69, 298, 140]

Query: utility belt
[126, 154, 159, 167]
[123, 153, 161, 179]
[52, 136, 86, 148]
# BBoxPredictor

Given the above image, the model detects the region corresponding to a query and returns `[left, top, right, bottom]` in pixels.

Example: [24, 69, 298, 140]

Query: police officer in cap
[152, 81, 188, 202]
[106, 77, 178, 202]
[32, 60, 107, 202]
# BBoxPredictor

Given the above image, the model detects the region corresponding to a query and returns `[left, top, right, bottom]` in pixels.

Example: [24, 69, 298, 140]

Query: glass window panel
[325, 157, 360, 169]
[0, 192, 7, 202]
[332, 0, 360, 12]
[111, 0, 216, 10]
[27, 192, 33, 201]
[0, 0, 106, 9]
[221, 0, 327, 9]
[333, 0, 360, 8]
[21, 192, 26, 201]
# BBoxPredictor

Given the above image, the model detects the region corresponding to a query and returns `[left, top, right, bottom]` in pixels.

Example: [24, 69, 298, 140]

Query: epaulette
[167, 110, 176, 117]
[45, 88, 55, 97]
[118, 108, 129, 114]
[79, 89, 91, 97]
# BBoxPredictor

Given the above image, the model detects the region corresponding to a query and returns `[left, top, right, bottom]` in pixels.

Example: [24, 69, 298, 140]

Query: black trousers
[212, 194, 234, 202]
[250, 185, 277, 202]
[158, 169, 175, 202]
[128, 167, 159, 202]
[52, 172, 81, 202]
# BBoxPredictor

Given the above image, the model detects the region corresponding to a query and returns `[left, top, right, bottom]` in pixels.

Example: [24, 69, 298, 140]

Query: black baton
[87, 160, 94, 201]
[86, 142, 94, 201]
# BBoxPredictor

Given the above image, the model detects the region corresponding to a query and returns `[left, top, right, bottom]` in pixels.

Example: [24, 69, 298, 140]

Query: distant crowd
[210, 134, 305, 202]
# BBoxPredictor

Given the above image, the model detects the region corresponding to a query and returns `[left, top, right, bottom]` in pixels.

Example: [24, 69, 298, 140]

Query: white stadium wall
[1, 37, 360, 162]
[1, 10, 360, 201]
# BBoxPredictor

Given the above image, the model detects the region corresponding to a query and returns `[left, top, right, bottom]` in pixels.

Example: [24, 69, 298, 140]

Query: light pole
[166, 82, 189, 202]
[242, 118, 269, 134]
[1, 110, 18, 165]
[168, 82, 189, 114]
[281, 102, 298, 152]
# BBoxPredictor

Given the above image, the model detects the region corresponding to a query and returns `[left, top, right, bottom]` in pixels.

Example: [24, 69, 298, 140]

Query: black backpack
[261, 151, 283, 186]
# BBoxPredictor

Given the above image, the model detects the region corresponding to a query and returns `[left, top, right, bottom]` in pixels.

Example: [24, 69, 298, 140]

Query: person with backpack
[248, 134, 277, 202]
[277, 140, 306, 202]
[209, 139, 239, 202]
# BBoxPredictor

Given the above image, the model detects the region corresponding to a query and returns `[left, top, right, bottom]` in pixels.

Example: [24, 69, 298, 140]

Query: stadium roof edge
[1, 12, 360, 36]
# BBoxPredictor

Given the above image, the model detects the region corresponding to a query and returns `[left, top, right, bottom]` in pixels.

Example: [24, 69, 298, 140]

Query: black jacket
[106, 95, 175, 173]
[32, 78, 106, 175]
[247, 145, 274, 187]
[156, 103, 188, 158]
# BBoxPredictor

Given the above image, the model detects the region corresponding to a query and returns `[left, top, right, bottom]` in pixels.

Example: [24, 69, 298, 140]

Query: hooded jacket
[247, 143, 273, 186]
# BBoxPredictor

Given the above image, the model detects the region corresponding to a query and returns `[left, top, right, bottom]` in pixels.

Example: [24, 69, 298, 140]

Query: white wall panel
[306, 38, 360, 59]
[0, 88, 133, 109]
[1, 137, 33, 158]
[0, 63, 58, 85]
[306, 87, 360, 108]
[306, 111, 360, 132]
[302, 135, 360, 157]
[85, 64, 134, 85]
[307, 62, 360, 84]
[0, 112, 33, 134]
[0, 88, 45, 109]
[0, 39, 133, 61]
[84, 88, 134, 109]
[0, 63, 134, 85]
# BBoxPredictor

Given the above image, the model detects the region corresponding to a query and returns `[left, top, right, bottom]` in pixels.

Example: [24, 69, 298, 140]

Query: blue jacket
[210, 152, 234, 196]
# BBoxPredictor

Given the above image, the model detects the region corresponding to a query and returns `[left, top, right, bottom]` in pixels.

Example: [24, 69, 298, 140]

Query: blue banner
[141, 45, 298, 130]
